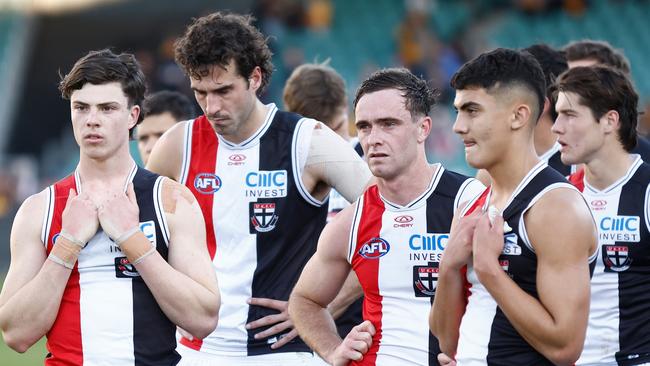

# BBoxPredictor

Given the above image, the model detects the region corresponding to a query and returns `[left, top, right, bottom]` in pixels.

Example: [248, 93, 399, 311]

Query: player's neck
[487, 142, 539, 210]
[78, 146, 135, 186]
[533, 118, 556, 156]
[584, 145, 633, 191]
[377, 157, 435, 207]
[221, 99, 268, 144]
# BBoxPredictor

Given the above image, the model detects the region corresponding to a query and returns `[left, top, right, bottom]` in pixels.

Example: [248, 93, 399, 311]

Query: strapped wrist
[48, 235, 83, 269]
[118, 231, 156, 265]
[59, 229, 87, 248]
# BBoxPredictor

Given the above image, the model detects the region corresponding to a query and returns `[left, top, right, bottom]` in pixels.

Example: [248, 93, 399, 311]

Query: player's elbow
[544, 343, 582, 366]
[2, 330, 36, 353]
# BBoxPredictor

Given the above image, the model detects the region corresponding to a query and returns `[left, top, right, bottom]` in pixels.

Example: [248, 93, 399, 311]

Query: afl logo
[194, 173, 222, 194]
[591, 200, 607, 210]
[228, 154, 246, 166]
[394, 215, 413, 223]
[358, 237, 390, 259]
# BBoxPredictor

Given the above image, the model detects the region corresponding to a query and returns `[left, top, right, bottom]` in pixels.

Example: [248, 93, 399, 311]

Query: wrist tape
[48, 235, 83, 269]
[117, 230, 156, 265]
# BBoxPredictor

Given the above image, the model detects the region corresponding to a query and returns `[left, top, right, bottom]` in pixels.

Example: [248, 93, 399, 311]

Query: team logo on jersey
[499, 259, 510, 272]
[502, 233, 521, 256]
[394, 215, 414, 228]
[245, 170, 288, 198]
[249, 202, 279, 233]
[358, 237, 390, 259]
[228, 154, 246, 166]
[194, 173, 222, 194]
[590, 199, 607, 211]
[115, 257, 140, 278]
[604, 245, 632, 272]
[413, 263, 439, 297]
[139, 221, 157, 246]
[599, 215, 640, 242]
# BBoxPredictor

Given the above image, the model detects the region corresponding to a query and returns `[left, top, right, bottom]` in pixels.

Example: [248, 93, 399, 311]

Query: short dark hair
[59, 49, 146, 136]
[283, 62, 346, 126]
[143, 90, 196, 121]
[174, 12, 274, 94]
[451, 48, 546, 123]
[563, 40, 631, 74]
[353, 68, 437, 118]
[522, 44, 568, 121]
[552, 66, 638, 152]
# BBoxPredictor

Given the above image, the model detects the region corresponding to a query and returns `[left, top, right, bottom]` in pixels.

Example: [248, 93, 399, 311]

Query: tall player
[0, 49, 219, 365]
[552, 66, 650, 365]
[282, 61, 364, 344]
[146, 12, 372, 365]
[430, 48, 597, 365]
[288, 68, 485, 365]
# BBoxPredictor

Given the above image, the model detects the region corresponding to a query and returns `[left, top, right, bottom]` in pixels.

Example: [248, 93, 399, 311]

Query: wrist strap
[119, 231, 156, 265]
[59, 229, 87, 248]
[48, 236, 83, 269]
[115, 227, 140, 246]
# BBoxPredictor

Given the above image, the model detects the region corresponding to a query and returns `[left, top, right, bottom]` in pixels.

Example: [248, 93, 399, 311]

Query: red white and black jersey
[348, 165, 484, 365]
[178, 104, 328, 356]
[42, 166, 178, 366]
[571, 155, 650, 366]
[456, 161, 595, 366]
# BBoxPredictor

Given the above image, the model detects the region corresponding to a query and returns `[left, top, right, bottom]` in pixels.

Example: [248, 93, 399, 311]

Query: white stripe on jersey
[292, 118, 326, 207]
[41, 186, 54, 245]
[153, 176, 170, 246]
[180, 119, 194, 186]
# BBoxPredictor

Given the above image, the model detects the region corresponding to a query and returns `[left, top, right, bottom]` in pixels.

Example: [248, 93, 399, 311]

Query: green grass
[0, 272, 48, 365]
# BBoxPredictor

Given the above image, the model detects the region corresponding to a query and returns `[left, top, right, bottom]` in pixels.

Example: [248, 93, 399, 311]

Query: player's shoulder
[12, 189, 50, 234]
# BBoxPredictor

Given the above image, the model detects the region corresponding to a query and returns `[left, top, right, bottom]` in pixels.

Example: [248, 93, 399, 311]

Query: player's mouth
[462, 139, 476, 148]
[84, 133, 104, 143]
[368, 152, 388, 159]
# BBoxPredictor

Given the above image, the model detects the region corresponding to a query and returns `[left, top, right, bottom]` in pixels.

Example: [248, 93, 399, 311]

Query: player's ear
[128, 104, 140, 130]
[511, 103, 531, 131]
[417, 116, 432, 143]
[248, 66, 262, 92]
[600, 109, 619, 135]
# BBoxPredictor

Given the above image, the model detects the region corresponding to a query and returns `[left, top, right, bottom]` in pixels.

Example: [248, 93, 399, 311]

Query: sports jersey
[539, 142, 572, 176]
[42, 165, 178, 366]
[456, 161, 595, 365]
[347, 165, 484, 365]
[178, 104, 328, 356]
[572, 155, 650, 366]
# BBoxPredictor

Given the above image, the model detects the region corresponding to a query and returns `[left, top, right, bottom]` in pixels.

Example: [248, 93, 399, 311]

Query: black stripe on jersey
[486, 167, 566, 366]
[547, 150, 571, 176]
[246, 111, 328, 356]
[425, 170, 470, 366]
[615, 163, 650, 366]
[131, 168, 180, 366]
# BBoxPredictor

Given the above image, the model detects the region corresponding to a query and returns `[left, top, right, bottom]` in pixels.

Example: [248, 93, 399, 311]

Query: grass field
[0, 273, 48, 365]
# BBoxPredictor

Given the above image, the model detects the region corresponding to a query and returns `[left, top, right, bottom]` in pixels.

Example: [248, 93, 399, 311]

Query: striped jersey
[348, 165, 484, 365]
[177, 104, 328, 356]
[571, 155, 650, 366]
[456, 161, 595, 366]
[42, 165, 178, 366]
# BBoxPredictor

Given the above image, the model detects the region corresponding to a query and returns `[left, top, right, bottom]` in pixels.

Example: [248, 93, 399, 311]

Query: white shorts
[177, 345, 318, 366]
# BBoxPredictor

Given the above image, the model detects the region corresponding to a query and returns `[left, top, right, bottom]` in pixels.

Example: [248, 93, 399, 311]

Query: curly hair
[354, 68, 437, 118]
[174, 12, 274, 94]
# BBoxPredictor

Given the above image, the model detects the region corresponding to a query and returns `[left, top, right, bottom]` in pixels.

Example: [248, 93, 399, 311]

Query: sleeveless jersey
[456, 161, 596, 365]
[42, 166, 178, 366]
[348, 165, 484, 365]
[572, 155, 650, 366]
[178, 104, 328, 356]
[539, 142, 572, 176]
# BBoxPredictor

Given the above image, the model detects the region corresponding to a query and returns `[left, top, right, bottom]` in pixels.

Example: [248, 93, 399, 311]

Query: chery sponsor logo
[228, 154, 246, 166]
[590, 199, 607, 211]
[394, 215, 414, 228]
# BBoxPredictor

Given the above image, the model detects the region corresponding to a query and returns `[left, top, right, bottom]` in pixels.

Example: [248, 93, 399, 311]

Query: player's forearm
[430, 264, 466, 356]
[0, 262, 72, 352]
[136, 254, 219, 339]
[328, 271, 362, 320]
[477, 264, 584, 365]
[289, 292, 342, 362]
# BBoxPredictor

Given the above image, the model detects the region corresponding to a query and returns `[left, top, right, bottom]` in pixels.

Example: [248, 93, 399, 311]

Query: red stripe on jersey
[568, 168, 585, 192]
[350, 185, 385, 366]
[181, 115, 219, 350]
[45, 175, 83, 366]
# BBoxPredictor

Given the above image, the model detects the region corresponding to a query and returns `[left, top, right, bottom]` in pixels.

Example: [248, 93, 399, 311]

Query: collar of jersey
[74, 161, 138, 194]
[380, 163, 443, 211]
[216, 103, 277, 150]
[488, 159, 548, 213]
[538, 141, 561, 162]
[584, 154, 642, 195]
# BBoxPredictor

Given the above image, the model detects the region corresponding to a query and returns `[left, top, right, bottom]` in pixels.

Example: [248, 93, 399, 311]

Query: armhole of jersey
[179, 119, 194, 186]
[645, 183, 650, 233]
[40, 186, 54, 246]
[519, 182, 585, 255]
[291, 118, 327, 207]
[347, 197, 364, 264]
[454, 178, 484, 211]
[153, 176, 171, 247]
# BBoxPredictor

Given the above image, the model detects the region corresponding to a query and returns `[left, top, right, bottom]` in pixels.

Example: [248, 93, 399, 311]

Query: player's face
[136, 112, 177, 165]
[552, 91, 604, 165]
[453, 88, 512, 169]
[70, 82, 138, 161]
[327, 106, 350, 141]
[355, 89, 426, 180]
[190, 61, 258, 141]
